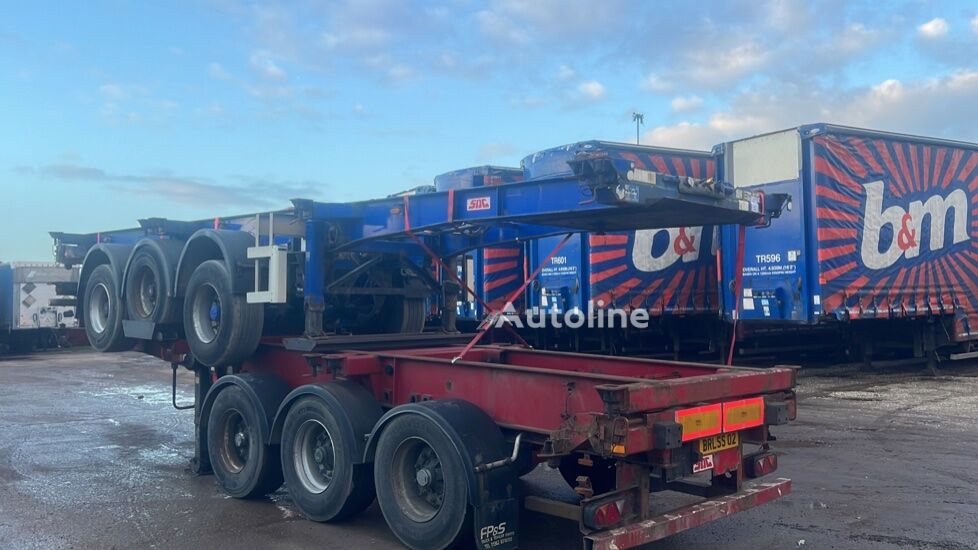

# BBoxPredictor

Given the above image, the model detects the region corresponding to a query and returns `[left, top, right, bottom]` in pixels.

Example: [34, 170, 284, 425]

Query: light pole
[632, 112, 644, 144]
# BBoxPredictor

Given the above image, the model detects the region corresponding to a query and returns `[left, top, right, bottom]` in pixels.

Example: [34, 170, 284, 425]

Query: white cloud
[685, 42, 769, 85]
[671, 95, 704, 113]
[831, 23, 880, 55]
[322, 27, 390, 51]
[387, 64, 415, 82]
[353, 103, 365, 116]
[643, 122, 716, 150]
[918, 18, 949, 39]
[204, 103, 225, 117]
[971, 15, 978, 35]
[764, 0, 812, 32]
[476, 142, 519, 162]
[556, 64, 575, 81]
[249, 50, 287, 81]
[640, 73, 672, 93]
[577, 80, 606, 101]
[98, 84, 127, 100]
[642, 70, 978, 150]
[475, 10, 529, 45]
[208, 62, 232, 80]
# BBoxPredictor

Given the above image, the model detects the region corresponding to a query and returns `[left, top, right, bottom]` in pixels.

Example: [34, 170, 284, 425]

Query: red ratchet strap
[452, 232, 574, 363]
[401, 195, 573, 363]
[726, 223, 747, 366]
[401, 195, 529, 354]
[401, 195, 505, 318]
[726, 192, 766, 365]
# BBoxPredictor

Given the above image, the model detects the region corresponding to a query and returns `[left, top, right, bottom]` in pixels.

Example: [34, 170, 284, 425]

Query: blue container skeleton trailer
[51, 207, 444, 363]
[49, 160, 792, 550]
[433, 166, 526, 323]
[718, 123, 978, 364]
[520, 141, 722, 354]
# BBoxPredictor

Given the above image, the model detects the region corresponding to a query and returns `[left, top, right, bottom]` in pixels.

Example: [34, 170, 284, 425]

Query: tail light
[583, 498, 624, 530]
[744, 452, 778, 478]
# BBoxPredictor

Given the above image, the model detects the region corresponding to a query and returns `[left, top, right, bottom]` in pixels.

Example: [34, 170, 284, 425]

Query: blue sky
[3, 0, 978, 260]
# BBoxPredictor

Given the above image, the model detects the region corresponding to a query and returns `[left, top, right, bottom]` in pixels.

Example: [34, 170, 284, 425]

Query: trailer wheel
[388, 296, 425, 334]
[207, 385, 283, 498]
[83, 264, 131, 352]
[374, 414, 471, 550]
[183, 260, 263, 368]
[124, 248, 176, 324]
[385, 277, 425, 334]
[280, 396, 375, 522]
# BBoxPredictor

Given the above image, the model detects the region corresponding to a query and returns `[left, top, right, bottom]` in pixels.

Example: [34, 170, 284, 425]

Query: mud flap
[474, 498, 519, 550]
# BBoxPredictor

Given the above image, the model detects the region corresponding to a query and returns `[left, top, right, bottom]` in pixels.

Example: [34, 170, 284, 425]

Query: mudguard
[365, 400, 519, 550]
[174, 229, 255, 296]
[120, 238, 184, 299]
[196, 373, 290, 473]
[269, 381, 383, 463]
[77, 243, 134, 324]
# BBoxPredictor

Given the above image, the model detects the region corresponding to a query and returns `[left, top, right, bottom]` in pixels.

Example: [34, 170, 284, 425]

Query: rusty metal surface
[584, 479, 792, 550]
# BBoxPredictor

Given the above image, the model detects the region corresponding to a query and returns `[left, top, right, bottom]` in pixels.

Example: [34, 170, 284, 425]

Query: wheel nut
[416, 468, 432, 487]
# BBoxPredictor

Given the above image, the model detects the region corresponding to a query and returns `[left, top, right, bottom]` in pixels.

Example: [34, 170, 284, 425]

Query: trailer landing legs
[187, 361, 214, 475]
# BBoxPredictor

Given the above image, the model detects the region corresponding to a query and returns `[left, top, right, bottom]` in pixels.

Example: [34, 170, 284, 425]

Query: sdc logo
[467, 197, 491, 211]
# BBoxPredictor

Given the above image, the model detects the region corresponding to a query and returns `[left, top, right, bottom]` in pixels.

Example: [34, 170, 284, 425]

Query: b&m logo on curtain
[813, 132, 978, 317]
[860, 180, 969, 270]
[632, 227, 704, 272]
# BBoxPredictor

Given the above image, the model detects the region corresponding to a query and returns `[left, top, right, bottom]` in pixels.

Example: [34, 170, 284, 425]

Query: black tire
[280, 397, 376, 522]
[384, 277, 425, 333]
[124, 248, 178, 323]
[207, 385, 283, 498]
[183, 260, 263, 368]
[558, 453, 617, 496]
[386, 296, 425, 333]
[374, 415, 471, 550]
[83, 264, 132, 352]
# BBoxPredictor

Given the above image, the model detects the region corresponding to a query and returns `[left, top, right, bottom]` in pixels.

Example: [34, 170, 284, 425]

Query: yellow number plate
[698, 432, 740, 454]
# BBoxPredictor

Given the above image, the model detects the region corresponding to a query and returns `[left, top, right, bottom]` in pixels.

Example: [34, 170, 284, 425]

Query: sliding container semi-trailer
[718, 123, 978, 363]
[520, 141, 722, 354]
[50, 157, 793, 550]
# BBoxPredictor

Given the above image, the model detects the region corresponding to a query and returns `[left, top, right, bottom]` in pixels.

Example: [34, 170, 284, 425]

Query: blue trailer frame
[51, 154, 780, 352]
[293, 156, 776, 342]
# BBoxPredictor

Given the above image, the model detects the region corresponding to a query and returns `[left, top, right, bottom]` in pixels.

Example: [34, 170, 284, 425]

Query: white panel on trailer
[727, 129, 802, 188]
[9, 263, 79, 330]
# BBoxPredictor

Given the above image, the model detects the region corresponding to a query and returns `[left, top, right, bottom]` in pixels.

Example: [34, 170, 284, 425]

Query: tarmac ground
[1, 349, 976, 549]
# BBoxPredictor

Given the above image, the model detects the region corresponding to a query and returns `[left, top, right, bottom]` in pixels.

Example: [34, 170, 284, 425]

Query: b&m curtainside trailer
[51, 153, 794, 549]
[718, 124, 978, 366]
[521, 141, 722, 355]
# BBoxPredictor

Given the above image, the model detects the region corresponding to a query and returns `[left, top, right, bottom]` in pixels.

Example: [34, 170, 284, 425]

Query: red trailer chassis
[161, 336, 796, 549]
